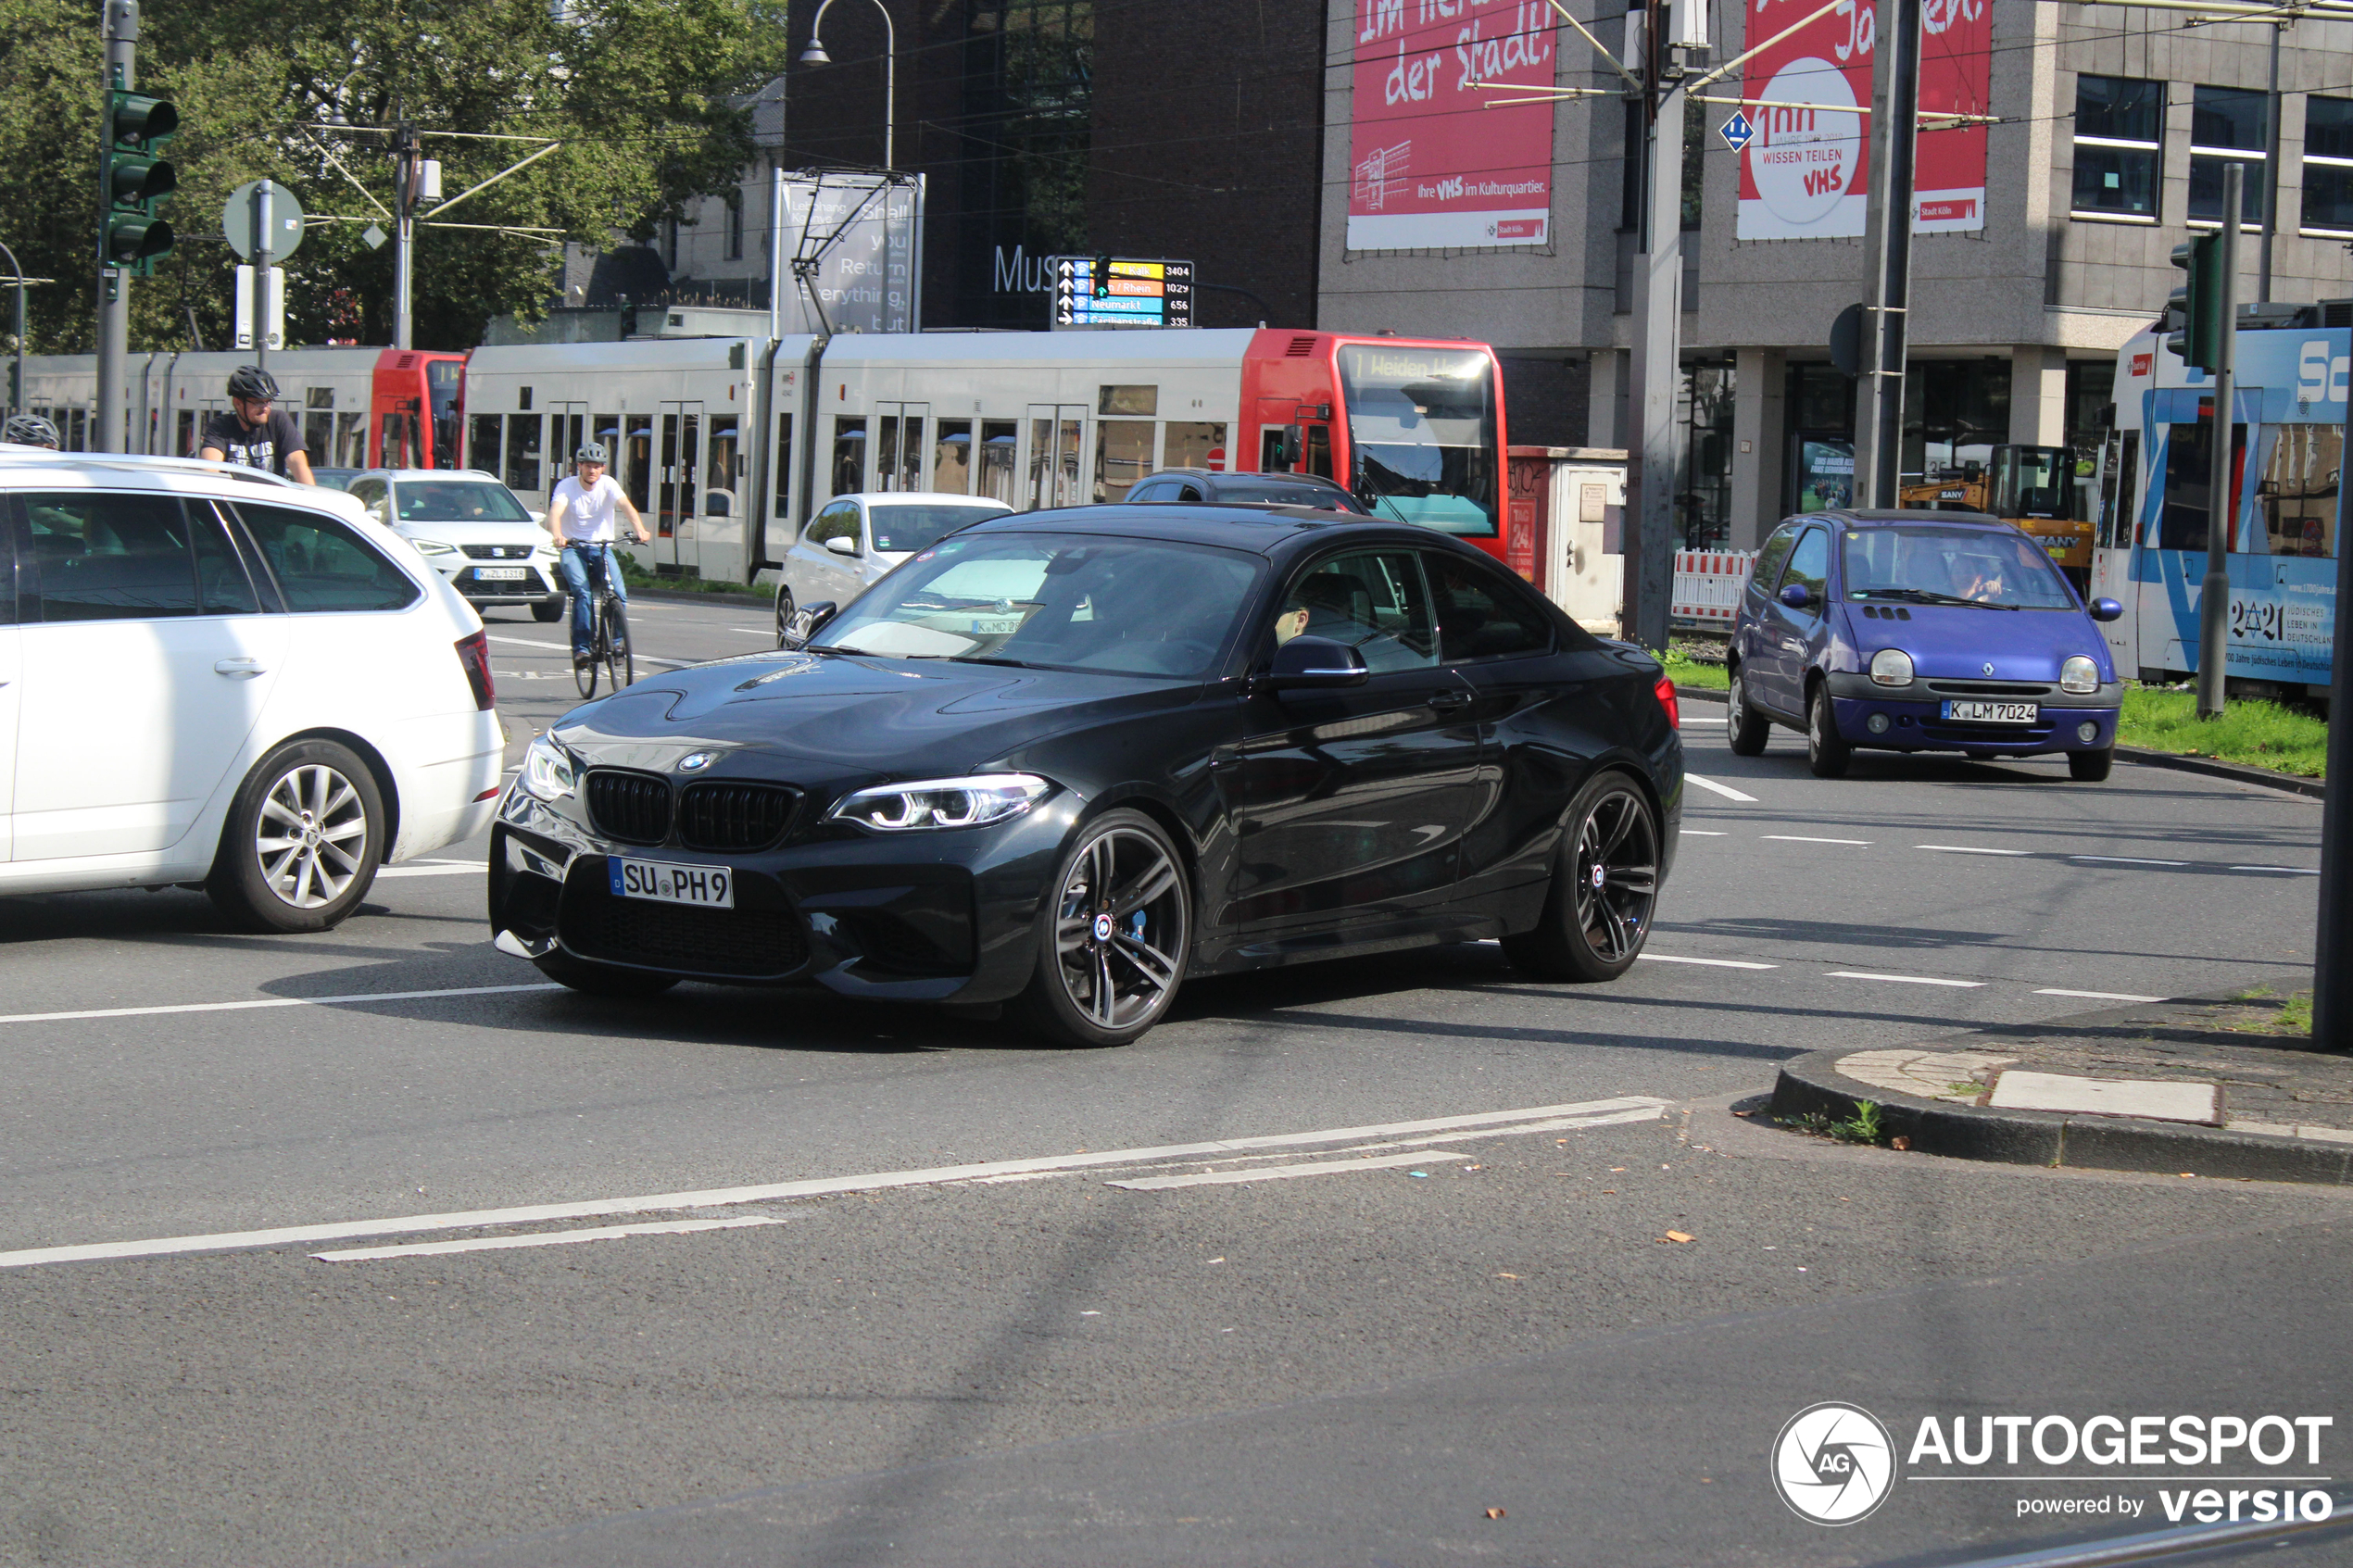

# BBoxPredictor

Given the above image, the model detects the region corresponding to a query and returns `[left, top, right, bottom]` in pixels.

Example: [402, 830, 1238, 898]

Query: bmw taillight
[1654, 672, 1680, 730]
[455, 630, 496, 710]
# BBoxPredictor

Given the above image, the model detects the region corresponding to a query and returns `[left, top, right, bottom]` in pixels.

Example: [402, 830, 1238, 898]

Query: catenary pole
[0, 238, 26, 418]
[2196, 166, 2241, 720]
[2259, 23, 2280, 303]
[393, 121, 417, 351]
[2317, 454, 2353, 1052]
[1852, 0, 1920, 507]
[94, 0, 138, 453]
[1625, 0, 1682, 652]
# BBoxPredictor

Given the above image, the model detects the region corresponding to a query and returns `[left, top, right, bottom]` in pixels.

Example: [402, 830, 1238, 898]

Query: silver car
[348, 469, 567, 621]
[772, 491, 1013, 643]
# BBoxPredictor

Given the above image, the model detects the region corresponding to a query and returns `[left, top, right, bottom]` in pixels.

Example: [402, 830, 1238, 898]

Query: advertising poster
[1735, 0, 1988, 241]
[1348, 0, 1555, 251]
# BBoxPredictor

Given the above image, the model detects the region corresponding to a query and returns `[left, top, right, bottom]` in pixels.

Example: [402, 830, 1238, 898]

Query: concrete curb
[1768, 1041, 2353, 1187]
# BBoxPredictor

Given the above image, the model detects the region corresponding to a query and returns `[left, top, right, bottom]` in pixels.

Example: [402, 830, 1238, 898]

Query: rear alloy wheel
[208, 739, 385, 933]
[2070, 745, 2115, 782]
[1502, 771, 1660, 983]
[1726, 665, 1769, 756]
[1806, 684, 1853, 779]
[1015, 809, 1190, 1047]
[774, 586, 795, 646]
[533, 949, 680, 998]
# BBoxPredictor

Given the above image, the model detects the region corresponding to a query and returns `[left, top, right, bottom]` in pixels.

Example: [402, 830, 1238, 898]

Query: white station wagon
[0, 452, 505, 930]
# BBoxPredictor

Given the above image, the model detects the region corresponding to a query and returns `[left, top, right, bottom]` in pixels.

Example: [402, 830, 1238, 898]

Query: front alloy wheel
[1502, 772, 1660, 983]
[774, 586, 795, 647]
[1726, 666, 1770, 756]
[1016, 809, 1190, 1047]
[1806, 684, 1853, 779]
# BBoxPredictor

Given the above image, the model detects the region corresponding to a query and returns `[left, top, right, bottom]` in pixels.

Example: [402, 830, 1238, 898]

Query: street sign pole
[94, 0, 138, 454]
[2318, 455, 2353, 1053]
[1624, 0, 1682, 653]
[252, 182, 272, 372]
[2196, 167, 2241, 721]
[393, 122, 416, 351]
[1852, 0, 1920, 508]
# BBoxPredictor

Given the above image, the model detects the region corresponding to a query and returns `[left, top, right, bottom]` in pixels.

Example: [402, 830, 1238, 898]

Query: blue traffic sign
[1719, 110, 1755, 155]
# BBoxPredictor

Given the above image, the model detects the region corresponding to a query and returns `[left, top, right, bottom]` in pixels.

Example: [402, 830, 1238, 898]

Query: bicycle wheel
[573, 598, 600, 699]
[603, 594, 634, 689]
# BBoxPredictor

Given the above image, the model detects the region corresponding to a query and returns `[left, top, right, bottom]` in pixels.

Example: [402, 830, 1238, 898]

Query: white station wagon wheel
[208, 739, 385, 933]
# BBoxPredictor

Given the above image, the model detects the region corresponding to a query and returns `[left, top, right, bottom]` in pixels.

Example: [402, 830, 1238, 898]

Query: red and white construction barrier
[1671, 549, 1755, 626]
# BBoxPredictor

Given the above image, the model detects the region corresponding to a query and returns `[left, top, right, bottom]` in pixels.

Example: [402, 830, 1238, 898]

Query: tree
[0, 0, 789, 355]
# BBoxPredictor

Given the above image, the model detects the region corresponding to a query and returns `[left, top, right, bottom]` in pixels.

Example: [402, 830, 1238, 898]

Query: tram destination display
[1051, 257, 1193, 329]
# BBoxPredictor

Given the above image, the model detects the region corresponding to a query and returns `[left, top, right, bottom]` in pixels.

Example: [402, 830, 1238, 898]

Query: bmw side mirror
[784, 600, 837, 650]
[2090, 596, 2124, 622]
[1779, 582, 1814, 609]
[1264, 634, 1368, 696]
[824, 533, 859, 557]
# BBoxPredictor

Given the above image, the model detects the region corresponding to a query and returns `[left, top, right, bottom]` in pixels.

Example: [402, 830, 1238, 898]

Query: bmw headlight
[1869, 647, 1915, 687]
[827, 773, 1051, 832]
[2060, 655, 2100, 695]
[517, 734, 579, 801]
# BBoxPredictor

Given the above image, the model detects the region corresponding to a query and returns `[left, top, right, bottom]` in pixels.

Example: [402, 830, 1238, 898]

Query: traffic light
[2165, 234, 2222, 372]
[1092, 254, 1112, 299]
[102, 89, 177, 273]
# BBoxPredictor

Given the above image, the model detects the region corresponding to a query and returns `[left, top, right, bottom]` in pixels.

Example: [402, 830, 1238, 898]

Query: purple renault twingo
[1724, 510, 2125, 780]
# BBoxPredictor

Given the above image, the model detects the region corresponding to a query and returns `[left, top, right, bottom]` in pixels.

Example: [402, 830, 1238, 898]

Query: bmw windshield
[812, 533, 1263, 679]
[1841, 524, 2077, 609]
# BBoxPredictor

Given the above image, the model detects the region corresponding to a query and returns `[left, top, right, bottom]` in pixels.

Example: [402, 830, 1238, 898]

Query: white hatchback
[347, 468, 565, 621]
[770, 492, 1013, 643]
[0, 452, 505, 931]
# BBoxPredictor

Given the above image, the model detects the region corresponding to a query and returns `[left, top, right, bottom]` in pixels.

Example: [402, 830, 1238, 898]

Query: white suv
[347, 468, 565, 621]
[0, 452, 505, 931]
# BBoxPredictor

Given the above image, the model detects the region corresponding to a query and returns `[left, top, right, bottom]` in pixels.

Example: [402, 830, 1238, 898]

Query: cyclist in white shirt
[546, 442, 652, 668]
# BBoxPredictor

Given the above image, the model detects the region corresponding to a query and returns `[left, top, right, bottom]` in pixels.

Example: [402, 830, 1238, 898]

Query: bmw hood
[1842, 604, 2112, 683]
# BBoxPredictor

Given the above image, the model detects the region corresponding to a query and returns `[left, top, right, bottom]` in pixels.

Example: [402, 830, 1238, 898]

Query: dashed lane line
[0, 983, 564, 1028]
[1684, 773, 1759, 803]
[483, 633, 693, 670]
[1763, 834, 1872, 846]
[2035, 987, 2170, 1003]
[2070, 854, 2190, 868]
[1916, 844, 2031, 857]
[315, 1215, 786, 1262]
[1638, 953, 1777, 970]
[1823, 971, 1987, 988]
[1107, 1148, 1456, 1191]
[0, 1095, 1671, 1270]
[2232, 866, 2322, 875]
[373, 863, 485, 879]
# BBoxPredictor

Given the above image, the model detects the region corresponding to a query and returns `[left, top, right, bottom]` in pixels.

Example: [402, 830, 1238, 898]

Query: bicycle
[566, 544, 635, 699]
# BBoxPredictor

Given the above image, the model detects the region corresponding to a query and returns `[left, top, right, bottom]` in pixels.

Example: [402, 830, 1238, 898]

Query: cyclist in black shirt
[197, 365, 315, 483]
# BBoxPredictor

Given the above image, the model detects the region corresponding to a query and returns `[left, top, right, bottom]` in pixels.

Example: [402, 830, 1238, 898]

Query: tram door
[657, 402, 704, 572]
[875, 403, 931, 492]
[549, 404, 589, 470]
[1024, 404, 1088, 510]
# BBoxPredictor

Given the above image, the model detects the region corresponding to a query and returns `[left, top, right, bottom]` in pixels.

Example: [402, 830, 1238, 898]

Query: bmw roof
[950, 502, 1501, 558]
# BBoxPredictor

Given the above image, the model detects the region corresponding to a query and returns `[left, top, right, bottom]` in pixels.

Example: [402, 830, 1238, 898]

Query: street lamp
[799, 0, 895, 172]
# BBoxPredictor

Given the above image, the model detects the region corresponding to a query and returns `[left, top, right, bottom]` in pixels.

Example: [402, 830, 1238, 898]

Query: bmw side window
[15, 491, 206, 622]
[1283, 549, 1439, 673]
[1425, 553, 1554, 662]
[1782, 527, 1831, 606]
[1177, 484, 1206, 502]
[231, 502, 422, 613]
[1752, 524, 1800, 597]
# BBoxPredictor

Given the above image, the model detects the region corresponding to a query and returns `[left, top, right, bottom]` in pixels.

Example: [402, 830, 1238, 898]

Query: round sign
[222, 180, 306, 262]
[1771, 1402, 1896, 1524]
[1745, 60, 1863, 231]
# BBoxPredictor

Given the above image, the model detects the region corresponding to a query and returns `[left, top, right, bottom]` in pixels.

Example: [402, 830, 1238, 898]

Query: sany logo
[2296, 340, 2349, 404]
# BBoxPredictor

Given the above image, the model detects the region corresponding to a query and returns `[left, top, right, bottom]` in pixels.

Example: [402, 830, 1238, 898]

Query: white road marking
[2034, 988, 2170, 1003]
[484, 633, 691, 670]
[0, 1096, 1672, 1270]
[1825, 971, 1986, 988]
[314, 1215, 783, 1261]
[1639, 953, 1778, 970]
[0, 983, 563, 1029]
[1106, 1150, 1440, 1190]
[2070, 855, 2188, 867]
[1679, 716, 1727, 724]
[1680, 829, 1728, 835]
[1916, 844, 2029, 856]
[2230, 865, 2320, 875]
[1683, 773, 1758, 803]
[373, 863, 485, 879]
[1763, 834, 1872, 847]
[725, 628, 775, 637]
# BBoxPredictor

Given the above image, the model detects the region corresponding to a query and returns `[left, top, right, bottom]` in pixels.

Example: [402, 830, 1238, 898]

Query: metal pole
[2196, 164, 2242, 720]
[94, 0, 138, 454]
[0, 237, 24, 418]
[2316, 433, 2353, 1052]
[880, 1, 895, 172]
[767, 163, 787, 338]
[1625, 0, 1682, 652]
[1853, 0, 1920, 508]
[2259, 23, 2280, 304]
[252, 182, 272, 373]
[393, 122, 416, 350]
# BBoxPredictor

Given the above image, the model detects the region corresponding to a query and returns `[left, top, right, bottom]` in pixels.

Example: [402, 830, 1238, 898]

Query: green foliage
[1660, 640, 1730, 691]
[2118, 686, 2328, 779]
[0, 0, 789, 355]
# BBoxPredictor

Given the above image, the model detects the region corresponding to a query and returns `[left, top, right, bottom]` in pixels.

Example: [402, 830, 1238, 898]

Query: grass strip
[1660, 641, 1730, 691]
[2117, 687, 2327, 779]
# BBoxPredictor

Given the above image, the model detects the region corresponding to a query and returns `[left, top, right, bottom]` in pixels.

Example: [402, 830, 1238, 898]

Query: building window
[725, 191, 744, 261]
[2190, 85, 2269, 226]
[2303, 96, 2353, 235]
[2071, 75, 2163, 221]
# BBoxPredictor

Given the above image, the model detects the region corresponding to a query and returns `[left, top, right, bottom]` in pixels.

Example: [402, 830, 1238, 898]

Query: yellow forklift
[1897, 445, 2092, 589]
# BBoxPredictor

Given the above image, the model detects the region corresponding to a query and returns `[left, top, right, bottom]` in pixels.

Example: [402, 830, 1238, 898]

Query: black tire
[573, 601, 600, 700]
[2069, 746, 2115, 782]
[207, 738, 386, 933]
[1725, 664, 1770, 756]
[1806, 683, 1853, 779]
[604, 595, 634, 690]
[774, 586, 795, 647]
[533, 949, 680, 998]
[1013, 808, 1191, 1047]
[532, 597, 564, 623]
[1501, 771, 1660, 983]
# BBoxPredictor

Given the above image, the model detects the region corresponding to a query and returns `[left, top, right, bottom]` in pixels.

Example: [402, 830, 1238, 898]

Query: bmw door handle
[214, 658, 267, 677]
[1426, 689, 1470, 712]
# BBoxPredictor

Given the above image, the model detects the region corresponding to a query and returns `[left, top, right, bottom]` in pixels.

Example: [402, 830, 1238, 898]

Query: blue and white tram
[2094, 318, 2345, 696]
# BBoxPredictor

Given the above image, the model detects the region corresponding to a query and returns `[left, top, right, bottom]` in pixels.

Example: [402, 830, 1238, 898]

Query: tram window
[1099, 385, 1157, 417]
[175, 408, 196, 457]
[1094, 420, 1155, 502]
[67, 409, 85, 451]
[1164, 421, 1226, 471]
[335, 412, 368, 469]
[876, 412, 924, 491]
[623, 416, 653, 515]
[2158, 421, 2247, 551]
[773, 411, 794, 518]
[506, 413, 543, 493]
[2257, 425, 2339, 558]
[977, 420, 1017, 506]
[2098, 433, 2139, 549]
[303, 409, 332, 468]
[467, 415, 501, 479]
[932, 420, 972, 493]
[595, 416, 622, 487]
[429, 361, 464, 470]
[707, 416, 739, 518]
[831, 417, 867, 496]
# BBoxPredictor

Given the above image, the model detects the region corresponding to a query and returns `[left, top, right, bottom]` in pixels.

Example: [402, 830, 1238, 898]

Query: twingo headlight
[517, 734, 579, 801]
[1869, 647, 1915, 687]
[828, 773, 1051, 832]
[2060, 655, 2100, 695]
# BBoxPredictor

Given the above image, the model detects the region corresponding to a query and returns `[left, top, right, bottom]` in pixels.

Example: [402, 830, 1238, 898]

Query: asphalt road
[0, 594, 2339, 1568]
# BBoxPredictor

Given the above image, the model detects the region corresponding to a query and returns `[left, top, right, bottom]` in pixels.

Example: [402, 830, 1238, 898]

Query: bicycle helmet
[2, 412, 60, 448]
[225, 365, 279, 402]
[574, 442, 610, 465]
